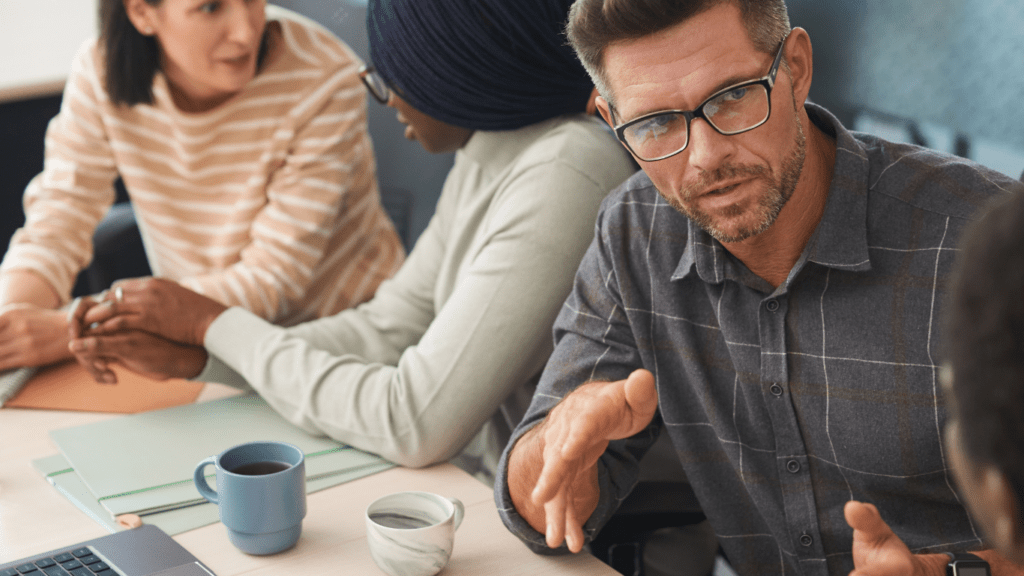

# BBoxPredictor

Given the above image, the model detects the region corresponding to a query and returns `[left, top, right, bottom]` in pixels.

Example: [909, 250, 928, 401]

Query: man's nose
[686, 118, 736, 173]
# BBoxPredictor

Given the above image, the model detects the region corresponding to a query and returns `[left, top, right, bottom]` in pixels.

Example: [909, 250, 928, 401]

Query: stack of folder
[33, 393, 394, 535]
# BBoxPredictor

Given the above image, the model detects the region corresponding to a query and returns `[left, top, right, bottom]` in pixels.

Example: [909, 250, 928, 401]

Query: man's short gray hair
[566, 0, 791, 105]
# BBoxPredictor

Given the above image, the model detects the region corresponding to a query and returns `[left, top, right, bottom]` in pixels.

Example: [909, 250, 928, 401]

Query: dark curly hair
[943, 190, 1024, 512]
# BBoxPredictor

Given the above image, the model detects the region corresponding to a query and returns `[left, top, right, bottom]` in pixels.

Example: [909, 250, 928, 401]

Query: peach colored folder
[5, 360, 203, 413]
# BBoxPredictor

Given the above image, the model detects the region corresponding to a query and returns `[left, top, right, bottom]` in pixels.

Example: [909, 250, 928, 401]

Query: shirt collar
[672, 103, 872, 286]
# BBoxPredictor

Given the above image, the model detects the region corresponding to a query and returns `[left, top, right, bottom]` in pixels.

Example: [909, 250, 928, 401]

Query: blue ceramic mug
[193, 441, 306, 555]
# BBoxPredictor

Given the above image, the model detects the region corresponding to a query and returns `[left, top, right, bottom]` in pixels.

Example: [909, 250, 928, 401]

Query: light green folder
[99, 446, 391, 516]
[34, 453, 393, 535]
[48, 393, 395, 517]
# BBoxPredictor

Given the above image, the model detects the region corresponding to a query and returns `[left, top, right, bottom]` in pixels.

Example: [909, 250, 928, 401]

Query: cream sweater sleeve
[198, 146, 629, 467]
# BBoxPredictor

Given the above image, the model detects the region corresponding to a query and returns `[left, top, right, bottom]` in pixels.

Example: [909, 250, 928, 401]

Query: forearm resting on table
[0, 270, 61, 308]
[507, 422, 600, 540]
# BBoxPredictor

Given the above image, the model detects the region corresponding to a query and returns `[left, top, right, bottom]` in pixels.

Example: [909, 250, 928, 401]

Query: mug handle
[447, 497, 464, 531]
[193, 457, 219, 504]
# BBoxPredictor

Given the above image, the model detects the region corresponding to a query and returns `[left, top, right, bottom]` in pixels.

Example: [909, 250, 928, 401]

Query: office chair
[589, 480, 710, 576]
[73, 201, 150, 297]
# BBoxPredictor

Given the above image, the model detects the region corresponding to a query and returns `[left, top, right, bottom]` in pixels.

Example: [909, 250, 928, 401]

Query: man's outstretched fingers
[845, 500, 888, 540]
[622, 368, 658, 432]
[563, 482, 586, 553]
[543, 489, 568, 549]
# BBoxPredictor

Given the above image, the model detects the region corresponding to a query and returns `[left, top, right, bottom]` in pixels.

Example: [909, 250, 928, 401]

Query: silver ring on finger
[114, 286, 124, 303]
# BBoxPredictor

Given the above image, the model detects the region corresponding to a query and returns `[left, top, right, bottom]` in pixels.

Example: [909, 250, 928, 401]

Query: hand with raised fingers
[69, 328, 209, 383]
[79, 278, 227, 347]
[509, 369, 659, 553]
[845, 500, 946, 576]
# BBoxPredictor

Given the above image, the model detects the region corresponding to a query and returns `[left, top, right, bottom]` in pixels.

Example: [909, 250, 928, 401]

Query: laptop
[0, 525, 215, 576]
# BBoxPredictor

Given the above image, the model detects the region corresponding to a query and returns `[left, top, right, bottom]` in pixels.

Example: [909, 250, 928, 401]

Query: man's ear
[595, 95, 615, 130]
[783, 27, 814, 109]
[982, 466, 1024, 564]
[123, 0, 157, 36]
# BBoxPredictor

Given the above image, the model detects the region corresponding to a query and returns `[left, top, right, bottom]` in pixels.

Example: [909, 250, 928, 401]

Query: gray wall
[271, 0, 454, 247]
[278, 0, 1024, 195]
[787, 0, 1024, 175]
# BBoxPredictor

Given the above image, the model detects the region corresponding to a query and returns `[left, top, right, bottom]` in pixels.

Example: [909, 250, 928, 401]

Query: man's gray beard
[665, 114, 807, 244]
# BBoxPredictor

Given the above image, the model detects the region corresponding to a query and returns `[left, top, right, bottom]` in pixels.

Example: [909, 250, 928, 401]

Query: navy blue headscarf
[367, 0, 594, 131]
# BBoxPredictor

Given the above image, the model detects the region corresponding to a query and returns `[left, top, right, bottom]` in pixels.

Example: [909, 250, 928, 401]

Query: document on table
[33, 453, 391, 535]
[46, 393, 394, 521]
[4, 360, 203, 413]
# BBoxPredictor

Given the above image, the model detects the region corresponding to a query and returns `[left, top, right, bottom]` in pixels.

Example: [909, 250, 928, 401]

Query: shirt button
[786, 460, 801, 473]
[770, 384, 783, 396]
[799, 534, 813, 547]
[765, 299, 780, 312]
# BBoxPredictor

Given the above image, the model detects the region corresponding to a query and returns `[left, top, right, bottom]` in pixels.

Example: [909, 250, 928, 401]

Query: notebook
[0, 366, 36, 407]
[0, 524, 215, 576]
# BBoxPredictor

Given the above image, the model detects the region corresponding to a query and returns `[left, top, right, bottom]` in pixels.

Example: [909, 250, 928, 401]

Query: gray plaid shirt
[495, 104, 1024, 575]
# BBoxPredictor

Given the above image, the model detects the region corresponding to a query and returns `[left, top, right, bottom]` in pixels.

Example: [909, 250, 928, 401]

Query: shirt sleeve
[198, 156, 616, 467]
[177, 63, 378, 322]
[0, 41, 118, 303]
[493, 195, 661, 553]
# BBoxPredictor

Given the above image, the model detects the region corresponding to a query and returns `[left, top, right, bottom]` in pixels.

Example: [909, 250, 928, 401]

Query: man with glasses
[495, 1, 1024, 575]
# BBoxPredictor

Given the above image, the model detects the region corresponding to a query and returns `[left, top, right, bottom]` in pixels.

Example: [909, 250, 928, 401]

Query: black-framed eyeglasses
[359, 65, 390, 104]
[611, 34, 790, 162]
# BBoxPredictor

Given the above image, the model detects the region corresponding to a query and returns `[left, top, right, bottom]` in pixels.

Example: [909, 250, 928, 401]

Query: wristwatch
[946, 552, 991, 576]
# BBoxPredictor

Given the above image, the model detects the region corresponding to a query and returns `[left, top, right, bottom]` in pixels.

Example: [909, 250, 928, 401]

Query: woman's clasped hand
[67, 279, 227, 383]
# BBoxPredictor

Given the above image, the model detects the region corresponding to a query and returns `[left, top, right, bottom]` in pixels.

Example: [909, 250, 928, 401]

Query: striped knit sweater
[1, 6, 403, 325]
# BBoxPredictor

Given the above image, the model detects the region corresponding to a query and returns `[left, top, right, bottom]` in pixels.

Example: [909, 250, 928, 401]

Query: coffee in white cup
[365, 491, 464, 576]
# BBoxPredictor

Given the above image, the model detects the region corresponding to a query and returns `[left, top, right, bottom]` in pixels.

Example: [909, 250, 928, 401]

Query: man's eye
[721, 87, 749, 102]
[199, 1, 221, 13]
[631, 115, 678, 142]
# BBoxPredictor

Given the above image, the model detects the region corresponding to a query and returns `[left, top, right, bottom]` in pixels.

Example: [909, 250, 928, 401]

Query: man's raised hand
[508, 369, 658, 553]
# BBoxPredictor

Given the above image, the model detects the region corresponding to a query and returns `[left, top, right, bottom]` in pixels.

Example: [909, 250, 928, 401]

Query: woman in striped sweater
[0, 0, 404, 371]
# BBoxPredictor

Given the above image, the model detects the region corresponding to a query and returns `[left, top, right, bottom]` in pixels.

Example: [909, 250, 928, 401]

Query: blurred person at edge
[0, 0, 404, 372]
[844, 192, 1024, 574]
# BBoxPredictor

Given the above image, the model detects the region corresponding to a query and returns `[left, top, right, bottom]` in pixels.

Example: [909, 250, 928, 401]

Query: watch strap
[946, 552, 990, 576]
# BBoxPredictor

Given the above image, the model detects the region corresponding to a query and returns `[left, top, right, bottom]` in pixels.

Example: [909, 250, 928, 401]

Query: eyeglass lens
[622, 83, 770, 161]
[362, 70, 390, 104]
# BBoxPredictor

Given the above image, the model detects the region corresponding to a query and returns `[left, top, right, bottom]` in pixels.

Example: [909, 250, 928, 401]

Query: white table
[0, 384, 615, 576]
[0, 1, 98, 103]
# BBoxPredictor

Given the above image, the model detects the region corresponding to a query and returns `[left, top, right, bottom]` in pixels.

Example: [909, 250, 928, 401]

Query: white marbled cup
[365, 491, 465, 576]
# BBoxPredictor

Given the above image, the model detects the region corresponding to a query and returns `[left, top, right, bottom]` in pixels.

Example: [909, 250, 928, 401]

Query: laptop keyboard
[1, 547, 113, 576]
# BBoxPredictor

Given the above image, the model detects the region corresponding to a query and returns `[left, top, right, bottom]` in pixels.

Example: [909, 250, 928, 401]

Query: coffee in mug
[194, 441, 306, 555]
[365, 491, 464, 576]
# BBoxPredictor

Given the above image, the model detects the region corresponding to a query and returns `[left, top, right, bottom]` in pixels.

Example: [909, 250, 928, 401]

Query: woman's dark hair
[366, 0, 595, 131]
[99, 0, 271, 107]
[99, 0, 163, 107]
[943, 190, 1024, 515]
